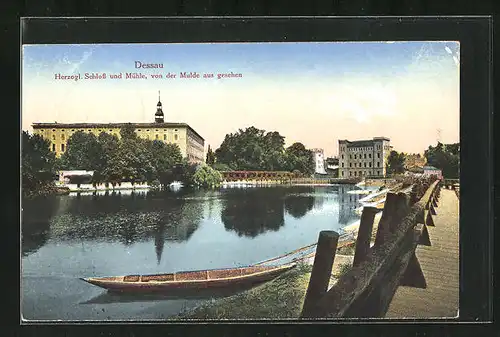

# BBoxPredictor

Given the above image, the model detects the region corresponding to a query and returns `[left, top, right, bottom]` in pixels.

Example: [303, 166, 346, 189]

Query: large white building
[311, 148, 327, 175]
[338, 137, 392, 178]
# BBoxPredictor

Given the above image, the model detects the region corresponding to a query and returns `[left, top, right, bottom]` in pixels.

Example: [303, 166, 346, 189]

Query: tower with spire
[155, 90, 164, 123]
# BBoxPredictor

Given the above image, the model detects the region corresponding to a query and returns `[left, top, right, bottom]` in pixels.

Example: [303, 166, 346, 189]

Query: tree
[120, 123, 137, 140]
[22, 131, 57, 192]
[206, 145, 216, 166]
[284, 142, 315, 175]
[192, 164, 223, 188]
[424, 142, 460, 179]
[386, 150, 406, 175]
[59, 131, 101, 170]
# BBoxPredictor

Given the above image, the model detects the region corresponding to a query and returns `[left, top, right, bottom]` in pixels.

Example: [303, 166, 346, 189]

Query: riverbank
[175, 211, 383, 319]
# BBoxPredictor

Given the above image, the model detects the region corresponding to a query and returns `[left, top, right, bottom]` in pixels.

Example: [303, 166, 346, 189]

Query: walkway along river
[21, 184, 375, 321]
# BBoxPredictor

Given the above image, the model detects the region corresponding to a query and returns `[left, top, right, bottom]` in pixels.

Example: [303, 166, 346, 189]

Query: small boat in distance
[80, 263, 296, 293]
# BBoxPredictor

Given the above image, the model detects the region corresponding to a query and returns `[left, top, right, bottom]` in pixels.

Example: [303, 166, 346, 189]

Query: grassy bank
[175, 263, 314, 320]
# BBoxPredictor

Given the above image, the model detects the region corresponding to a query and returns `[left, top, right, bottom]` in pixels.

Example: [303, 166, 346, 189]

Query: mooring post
[301, 230, 339, 318]
[374, 192, 398, 247]
[353, 206, 379, 267]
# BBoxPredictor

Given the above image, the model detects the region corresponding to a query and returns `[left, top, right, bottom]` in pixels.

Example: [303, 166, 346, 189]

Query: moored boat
[80, 263, 296, 293]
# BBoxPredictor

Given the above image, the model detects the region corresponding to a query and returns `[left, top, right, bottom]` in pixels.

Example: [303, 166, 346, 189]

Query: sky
[22, 41, 460, 157]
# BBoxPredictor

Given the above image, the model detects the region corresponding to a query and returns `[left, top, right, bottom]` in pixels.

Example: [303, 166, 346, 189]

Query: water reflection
[338, 185, 362, 225]
[220, 186, 321, 237]
[220, 188, 286, 237]
[21, 196, 59, 256]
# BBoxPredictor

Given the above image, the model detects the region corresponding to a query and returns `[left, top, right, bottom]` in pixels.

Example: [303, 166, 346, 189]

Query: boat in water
[80, 263, 296, 293]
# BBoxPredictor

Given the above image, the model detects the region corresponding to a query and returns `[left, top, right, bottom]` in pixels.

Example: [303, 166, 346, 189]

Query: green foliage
[206, 145, 216, 166]
[424, 142, 460, 179]
[56, 126, 184, 187]
[214, 126, 314, 174]
[211, 162, 232, 172]
[192, 164, 223, 188]
[22, 131, 57, 194]
[386, 150, 406, 175]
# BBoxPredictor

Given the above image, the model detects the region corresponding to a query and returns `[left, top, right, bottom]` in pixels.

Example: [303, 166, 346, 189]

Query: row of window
[340, 170, 382, 177]
[341, 153, 381, 160]
[40, 128, 179, 133]
[339, 144, 389, 153]
[341, 161, 381, 168]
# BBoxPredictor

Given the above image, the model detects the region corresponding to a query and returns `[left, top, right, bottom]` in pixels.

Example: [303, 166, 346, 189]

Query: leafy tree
[284, 142, 315, 175]
[120, 123, 137, 140]
[386, 150, 406, 175]
[192, 165, 223, 188]
[214, 127, 313, 174]
[22, 131, 56, 192]
[424, 142, 460, 179]
[206, 145, 216, 166]
[59, 131, 100, 170]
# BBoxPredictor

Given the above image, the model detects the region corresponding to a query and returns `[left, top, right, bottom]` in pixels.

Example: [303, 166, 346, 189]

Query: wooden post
[301, 231, 339, 318]
[374, 192, 398, 247]
[353, 206, 379, 267]
[390, 193, 410, 233]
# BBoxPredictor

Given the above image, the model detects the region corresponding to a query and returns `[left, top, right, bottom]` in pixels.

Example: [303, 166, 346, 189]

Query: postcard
[21, 41, 460, 322]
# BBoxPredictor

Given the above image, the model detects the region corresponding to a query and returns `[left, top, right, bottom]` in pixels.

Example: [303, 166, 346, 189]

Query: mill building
[338, 137, 392, 178]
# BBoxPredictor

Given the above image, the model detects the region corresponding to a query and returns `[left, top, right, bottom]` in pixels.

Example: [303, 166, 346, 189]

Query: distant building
[338, 137, 392, 178]
[325, 157, 339, 177]
[31, 92, 205, 164]
[422, 166, 443, 179]
[404, 154, 427, 170]
[311, 148, 327, 175]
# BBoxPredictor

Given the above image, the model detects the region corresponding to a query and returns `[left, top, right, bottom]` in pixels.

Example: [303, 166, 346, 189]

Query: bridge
[300, 177, 460, 319]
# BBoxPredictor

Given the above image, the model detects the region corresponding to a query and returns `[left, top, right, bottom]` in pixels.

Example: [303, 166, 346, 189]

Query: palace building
[32, 92, 205, 164]
[338, 137, 392, 178]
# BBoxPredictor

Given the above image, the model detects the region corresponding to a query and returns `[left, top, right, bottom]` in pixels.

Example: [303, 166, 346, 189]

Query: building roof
[32, 122, 204, 141]
[339, 137, 390, 148]
[423, 166, 441, 171]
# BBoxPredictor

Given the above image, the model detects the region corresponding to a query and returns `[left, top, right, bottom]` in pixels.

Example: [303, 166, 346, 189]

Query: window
[369, 153, 371, 158]
[61, 134, 65, 140]
[378, 170, 381, 175]
[342, 171, 344, 177]
[377, 153, 380, 158]
[88, 129, 91, 132]
[61, 144, 65, 152]
[377, 162, 380, 167]
[98, 130, 102, 133]
[350, 172, 352, 176]
[164, 134, 167, 140]
[109, 130, 112, 132]
[359, 171, 362, 176]
[52, 144, 55, 151]
[354, 171, 357, 177]
[52, 129, 55, 131]
[155, 134, 159, 140]
[341, 154, 344, 159]
[354, 154, 357, 159]
[364, 154, 366, 159]
[174, 134, 178, 141]
[342, 163, 344, 168]
[52, 135, 56, 140]
[349, 163, 352, 167]
[350, 155, 352, 159]
[71, 129, 74, 132]
[369, 162, 372, 167]
[364, 162, 366, 167]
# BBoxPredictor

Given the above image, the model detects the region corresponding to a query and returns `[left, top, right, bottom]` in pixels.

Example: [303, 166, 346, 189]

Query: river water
[21, 184, 368, 321]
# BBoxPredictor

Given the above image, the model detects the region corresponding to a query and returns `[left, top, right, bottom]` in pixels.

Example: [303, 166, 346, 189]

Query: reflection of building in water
[338, 185, 361, 225]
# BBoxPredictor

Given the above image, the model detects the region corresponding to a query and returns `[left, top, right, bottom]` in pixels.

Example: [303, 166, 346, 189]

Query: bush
[192, 165, 223, 188]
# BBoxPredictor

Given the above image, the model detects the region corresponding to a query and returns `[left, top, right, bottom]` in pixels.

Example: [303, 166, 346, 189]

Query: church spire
[155, 90, 164, 123]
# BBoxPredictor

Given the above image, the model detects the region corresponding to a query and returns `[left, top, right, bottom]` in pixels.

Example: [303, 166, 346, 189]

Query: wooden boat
[80, 263, 296, 293]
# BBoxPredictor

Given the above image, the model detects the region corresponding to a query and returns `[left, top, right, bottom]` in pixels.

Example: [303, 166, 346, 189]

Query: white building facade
[338, 137, 391, 178]
[311, 148, 327, 175]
